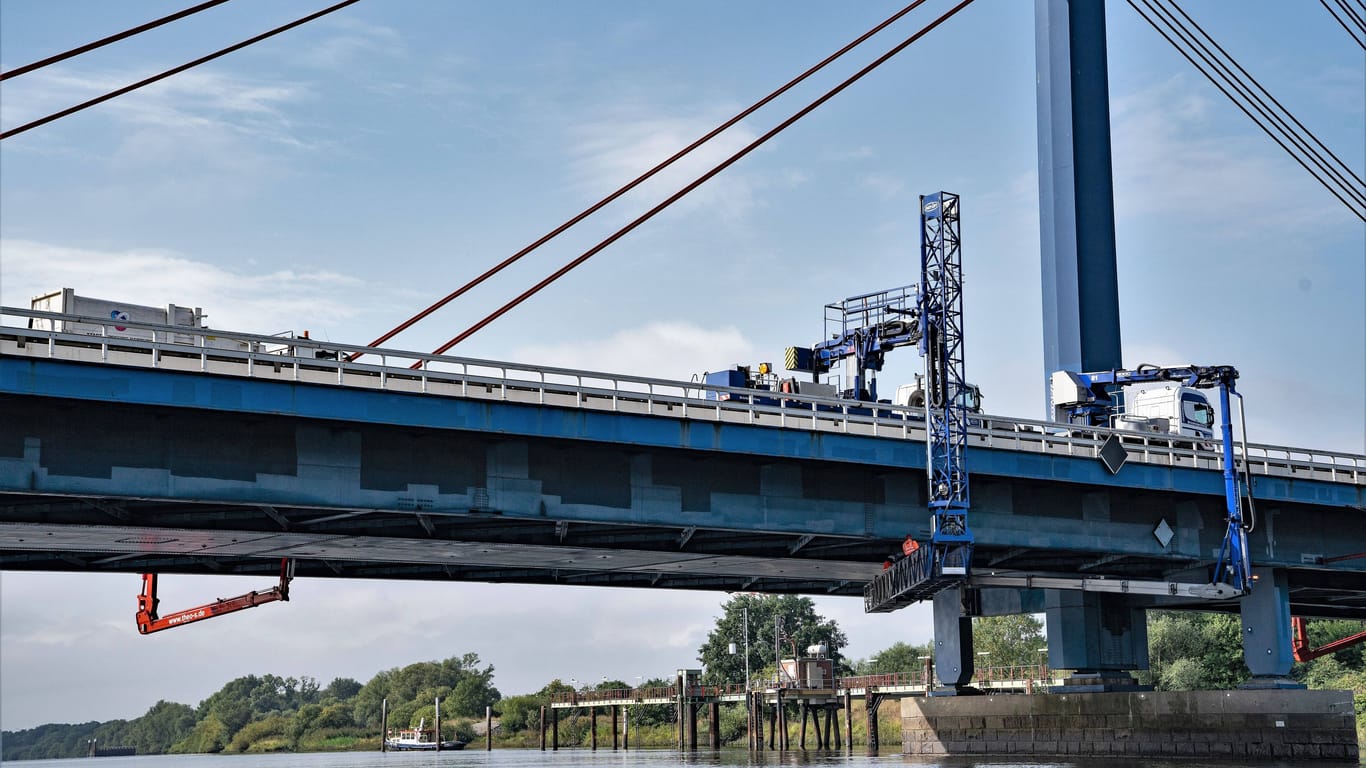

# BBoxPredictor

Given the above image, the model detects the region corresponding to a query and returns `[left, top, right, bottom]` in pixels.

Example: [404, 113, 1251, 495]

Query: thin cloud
[1111, 75, 1348, 235]
[511, 321, 760, 382]
[0, 67, 316, 151]
[566, 112, 764, 223]
[297, 17, 408, 71]
[1, 239, 367, 335]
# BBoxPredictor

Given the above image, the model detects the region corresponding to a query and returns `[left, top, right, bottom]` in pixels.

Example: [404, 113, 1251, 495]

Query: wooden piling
[823, 704, 833, 749]
[380, 698, 388, 752]
[835, 688, 846, 748]
[776, 688, 787, 750]
[539, 706, 547, 751]
[434, 696, 441, 753]
[799, 699, 808, 749]
[834, 703, 842, 749]
[551, 708, 559, 751]
[709, 701, 720, 749]
[612, 704, 619, 749]
[623, 706, 630, 750]
[590, 706, 598, 750]
[752, 692, 764, 751]
[687, 703, 698, 750]
[865, 690, 881, 755]
[767, 701, 776, 750]
[485, 705, 492, 750]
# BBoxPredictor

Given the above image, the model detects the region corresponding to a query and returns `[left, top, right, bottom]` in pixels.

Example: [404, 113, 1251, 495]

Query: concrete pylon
[932, 586, 975, 690]
[1240, 567, 1305, 688]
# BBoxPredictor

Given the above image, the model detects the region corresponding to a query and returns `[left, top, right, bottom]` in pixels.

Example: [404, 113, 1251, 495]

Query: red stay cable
[0, 0, 232, 82]
[349, 0, 933, 362]
[418, 0, 978, 365]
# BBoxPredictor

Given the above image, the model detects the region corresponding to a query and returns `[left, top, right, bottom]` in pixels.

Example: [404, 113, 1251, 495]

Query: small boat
[385, 718, 466, 751]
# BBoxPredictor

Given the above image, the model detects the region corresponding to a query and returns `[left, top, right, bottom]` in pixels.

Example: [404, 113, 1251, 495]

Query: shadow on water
[6, 748, 1318, 768]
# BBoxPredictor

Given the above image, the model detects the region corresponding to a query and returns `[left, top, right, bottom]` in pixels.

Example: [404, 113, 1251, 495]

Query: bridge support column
[539, 706, 546, 751]
[1240, 566, 1305, 688]
[709, 701, 720, 748]
[590, 706, 597, 750]
[623, 706, 630, 750]
[1044, 589, 1149, 691]
[767, 698, 777, 749]
[551, 708, 558, 751]
[932, 587, 976, 690]
[799, 700, 809, 748]
[611, 705, 619, 749]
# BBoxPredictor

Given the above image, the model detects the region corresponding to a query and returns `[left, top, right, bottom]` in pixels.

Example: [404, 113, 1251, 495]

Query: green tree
[352, 654, 499, 727]
[322, 677, 363, 702]
[971, 614, 1046, 668]
[495, 694, 542, 732]
[697, 594, 848, 686]
[1146, 610, 1248, 690]
[123, 700, 195, 754]
[855, 640, 934, 675]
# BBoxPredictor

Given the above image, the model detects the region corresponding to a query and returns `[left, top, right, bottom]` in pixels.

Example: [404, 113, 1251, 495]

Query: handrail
[542, 666, 1059, 704]
[3, 307, 1362, 486]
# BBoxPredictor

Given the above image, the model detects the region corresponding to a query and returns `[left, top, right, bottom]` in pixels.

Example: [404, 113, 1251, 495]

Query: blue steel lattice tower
[919, 192, 973, 579]
[863, 192, 974, 613]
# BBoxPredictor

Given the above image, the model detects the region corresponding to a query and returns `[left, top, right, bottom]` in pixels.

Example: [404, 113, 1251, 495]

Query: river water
[3, 749, 1310, 768]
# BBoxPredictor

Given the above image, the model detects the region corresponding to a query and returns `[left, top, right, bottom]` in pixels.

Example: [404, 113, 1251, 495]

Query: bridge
[3, 305, 1363, 686]
[3, 308, 1361, 599]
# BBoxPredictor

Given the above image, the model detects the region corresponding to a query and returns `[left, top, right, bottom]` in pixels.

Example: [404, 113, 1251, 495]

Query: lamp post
[744, 606, 750, 692]
[633, 676, 643, 748]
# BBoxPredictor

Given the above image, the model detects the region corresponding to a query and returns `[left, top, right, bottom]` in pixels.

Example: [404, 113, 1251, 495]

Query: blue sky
[1, 0, 1362, 730]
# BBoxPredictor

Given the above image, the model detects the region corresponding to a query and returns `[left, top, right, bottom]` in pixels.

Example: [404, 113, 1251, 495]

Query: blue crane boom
[1053, 364, 1254, 593]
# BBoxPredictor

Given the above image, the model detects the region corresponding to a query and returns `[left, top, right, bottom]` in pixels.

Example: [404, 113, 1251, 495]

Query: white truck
[29, 288, 247, 350]
[1051, 368, 1217, 440]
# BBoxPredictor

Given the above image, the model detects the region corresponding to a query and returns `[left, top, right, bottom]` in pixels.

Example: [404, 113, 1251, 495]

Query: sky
[0, 0, 1362, 732]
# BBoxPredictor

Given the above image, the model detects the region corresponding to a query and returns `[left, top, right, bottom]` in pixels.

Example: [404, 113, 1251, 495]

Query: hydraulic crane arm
[1058, 364, 1252, 594]
[1292, 617, 1366, 662]
[135, 559, 293, 635]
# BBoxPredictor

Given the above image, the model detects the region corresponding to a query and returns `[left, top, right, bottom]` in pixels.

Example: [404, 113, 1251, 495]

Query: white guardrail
[2, 307, 1362, 488]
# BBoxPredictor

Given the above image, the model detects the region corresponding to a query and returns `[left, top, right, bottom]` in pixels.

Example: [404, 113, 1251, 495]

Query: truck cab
[1122, 385, 1217, 440]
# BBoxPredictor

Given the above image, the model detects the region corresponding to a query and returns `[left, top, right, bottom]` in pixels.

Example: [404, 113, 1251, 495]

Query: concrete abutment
[901, 688, 1357, 761]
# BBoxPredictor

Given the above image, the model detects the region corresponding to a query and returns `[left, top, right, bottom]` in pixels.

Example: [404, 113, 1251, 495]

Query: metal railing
[544, 667, 1058, 705]
[3, 306, 1362, 487]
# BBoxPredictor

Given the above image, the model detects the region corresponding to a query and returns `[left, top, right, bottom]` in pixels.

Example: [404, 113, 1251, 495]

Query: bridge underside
[2, 491, 1362, 618]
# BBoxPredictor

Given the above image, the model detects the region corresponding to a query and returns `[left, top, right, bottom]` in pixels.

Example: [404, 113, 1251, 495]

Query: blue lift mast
[865, 191, 973, 612]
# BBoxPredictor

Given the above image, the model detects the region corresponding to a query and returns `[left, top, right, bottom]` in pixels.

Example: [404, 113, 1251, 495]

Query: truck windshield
[1181, 392, 1215, 428]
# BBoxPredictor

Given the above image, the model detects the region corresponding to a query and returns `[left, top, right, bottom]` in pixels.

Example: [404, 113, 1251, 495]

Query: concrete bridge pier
[1241, 567, 1304, 689]
[1044, 589, 1149, 691]
[931, 586, 976, 691]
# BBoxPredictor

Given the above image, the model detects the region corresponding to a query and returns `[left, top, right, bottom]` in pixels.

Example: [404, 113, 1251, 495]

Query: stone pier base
[901, 688, 1357, 762]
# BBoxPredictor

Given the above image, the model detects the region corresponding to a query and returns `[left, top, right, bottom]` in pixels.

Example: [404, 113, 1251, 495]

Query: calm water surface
[2, 750, 1309, 768]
